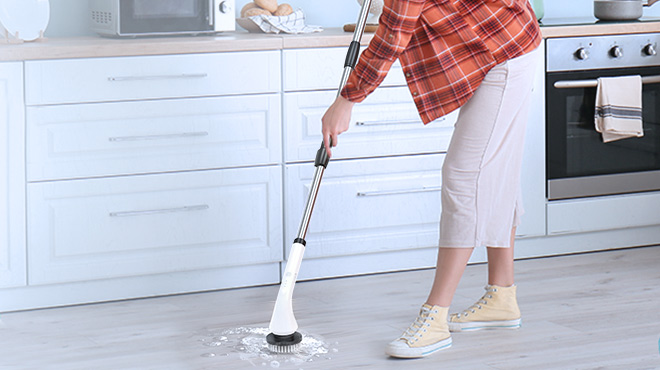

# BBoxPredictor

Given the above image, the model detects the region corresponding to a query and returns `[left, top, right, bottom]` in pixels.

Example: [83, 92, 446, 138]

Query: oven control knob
[643, 43, 657, 56]
[574, 47, 589, 61]
[610, 46, 623, 59]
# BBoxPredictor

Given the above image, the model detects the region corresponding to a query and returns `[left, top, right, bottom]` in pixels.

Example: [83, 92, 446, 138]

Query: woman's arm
[322, 0, 426, 156]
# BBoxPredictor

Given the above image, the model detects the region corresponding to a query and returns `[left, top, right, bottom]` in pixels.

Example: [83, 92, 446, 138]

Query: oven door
[119, 0, 213, 36]
[546, 67, 660, 200]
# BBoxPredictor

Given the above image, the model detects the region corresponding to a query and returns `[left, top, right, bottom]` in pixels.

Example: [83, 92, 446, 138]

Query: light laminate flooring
[1, 246, 660, 370]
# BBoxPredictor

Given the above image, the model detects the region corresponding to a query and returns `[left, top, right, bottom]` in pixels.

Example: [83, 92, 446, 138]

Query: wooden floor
[2, 246, 660, 370]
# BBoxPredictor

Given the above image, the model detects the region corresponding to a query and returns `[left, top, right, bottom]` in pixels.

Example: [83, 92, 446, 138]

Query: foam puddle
[194, 327, 338, 368]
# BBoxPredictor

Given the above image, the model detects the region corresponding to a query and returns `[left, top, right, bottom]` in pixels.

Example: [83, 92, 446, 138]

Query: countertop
[2, 21, 660, 62]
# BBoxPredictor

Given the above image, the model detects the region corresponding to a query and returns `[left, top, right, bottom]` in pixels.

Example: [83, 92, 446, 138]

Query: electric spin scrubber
[266, 0, 374, 354]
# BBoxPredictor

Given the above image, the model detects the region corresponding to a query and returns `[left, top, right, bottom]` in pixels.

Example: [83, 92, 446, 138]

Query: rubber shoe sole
[448, 318, 521, 332]
[386, 337, 452, 358]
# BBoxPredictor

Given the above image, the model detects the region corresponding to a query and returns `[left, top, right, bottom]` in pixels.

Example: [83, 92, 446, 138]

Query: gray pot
[594, 0, 659, 21]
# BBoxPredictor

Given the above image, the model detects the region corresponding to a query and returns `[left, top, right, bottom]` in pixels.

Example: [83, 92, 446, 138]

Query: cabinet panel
[517, 41, 546, 239]
[28, 167, 283, 285]
[0, 62, 26, 288]
[283, 47, 406, 91]
[284, 86, 457, 162]
[285, 155, 444, 260]
[25, 51, 280, 105]
[548, 192, 660, 235]
[27, 94, 281, 181]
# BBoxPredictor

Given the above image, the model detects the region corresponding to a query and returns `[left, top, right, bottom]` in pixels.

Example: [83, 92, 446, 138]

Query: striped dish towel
[242, 9, 322, 34]
[594, 75, 644, 143]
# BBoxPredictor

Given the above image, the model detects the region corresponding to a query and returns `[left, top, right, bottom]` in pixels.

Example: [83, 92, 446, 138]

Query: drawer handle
[355, 119, 421, 126]
[109, 204, 210, 218]
[357, 186, 442, 197]
[107, 73, 208, 82]
[108, 131, 209, 142]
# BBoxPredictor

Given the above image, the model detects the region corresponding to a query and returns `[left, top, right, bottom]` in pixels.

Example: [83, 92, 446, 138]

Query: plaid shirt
[341, 0, 542, 124]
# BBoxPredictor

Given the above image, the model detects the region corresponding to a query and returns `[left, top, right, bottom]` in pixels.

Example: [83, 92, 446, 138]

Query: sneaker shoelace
[454, 286, 497, 319]
[401, 306, 437, 344]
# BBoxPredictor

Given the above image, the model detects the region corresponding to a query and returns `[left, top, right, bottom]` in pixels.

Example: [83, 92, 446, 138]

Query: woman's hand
[321, 95, 355, 157]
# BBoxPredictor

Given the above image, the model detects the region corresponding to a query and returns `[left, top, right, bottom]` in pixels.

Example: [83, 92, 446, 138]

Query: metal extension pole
[295, 0, 373, 243]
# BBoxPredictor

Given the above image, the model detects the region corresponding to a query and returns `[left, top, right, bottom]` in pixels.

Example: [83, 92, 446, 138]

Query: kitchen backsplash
[45, 0, 660, 37]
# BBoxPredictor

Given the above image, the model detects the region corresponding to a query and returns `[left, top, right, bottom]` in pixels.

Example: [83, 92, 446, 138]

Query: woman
[321, 0, 542, 359]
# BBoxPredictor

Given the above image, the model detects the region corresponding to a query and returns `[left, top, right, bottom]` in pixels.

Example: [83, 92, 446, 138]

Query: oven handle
[553, 75, 660, 89]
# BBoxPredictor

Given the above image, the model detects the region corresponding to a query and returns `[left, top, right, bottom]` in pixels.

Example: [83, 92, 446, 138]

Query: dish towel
[243, 9, 322, 34]
[594, 75, 644, 143]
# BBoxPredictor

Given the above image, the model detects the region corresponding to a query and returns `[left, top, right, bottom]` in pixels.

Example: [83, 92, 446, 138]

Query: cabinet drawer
[283, 47, 406, 91]
[284, 86, 457, 162]
[285, 155, 444, 259]
[27, 94, 281, 181]
[27, 167, 283, 285]
[547, 192, 660, 235]
[25, 51, 280, 105]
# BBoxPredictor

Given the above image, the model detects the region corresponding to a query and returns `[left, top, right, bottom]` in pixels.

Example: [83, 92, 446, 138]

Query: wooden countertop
[540, 18, 660, 38]
[1, 22, 660, 62]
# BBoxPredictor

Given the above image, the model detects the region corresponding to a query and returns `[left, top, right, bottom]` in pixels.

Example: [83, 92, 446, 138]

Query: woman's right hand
[321, 95, 355, 157]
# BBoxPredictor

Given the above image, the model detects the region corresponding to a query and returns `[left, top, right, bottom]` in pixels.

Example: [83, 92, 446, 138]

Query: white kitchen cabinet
[25, 51, 281, 105]
[284, 86, 458, 162]
[27, 94, 281, 181]
[516, 42, 546, 239]
[0, 62, 26, 288]
[28, 166, 282, 285]
[285, 155, 444, 269]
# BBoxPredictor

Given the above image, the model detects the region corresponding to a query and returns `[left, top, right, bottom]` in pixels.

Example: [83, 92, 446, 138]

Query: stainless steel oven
[546, 33, 660, 200]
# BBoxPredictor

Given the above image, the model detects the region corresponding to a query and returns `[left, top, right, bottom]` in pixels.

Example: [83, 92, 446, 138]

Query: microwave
[90, 0, 235, 37]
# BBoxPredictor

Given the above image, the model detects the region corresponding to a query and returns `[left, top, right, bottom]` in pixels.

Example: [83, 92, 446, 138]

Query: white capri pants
[439, 46, 542, 248]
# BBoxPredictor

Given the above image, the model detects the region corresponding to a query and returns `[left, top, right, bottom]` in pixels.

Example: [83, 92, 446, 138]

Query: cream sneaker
[385, 304, 452, 358]
[448, 285, 521, 332]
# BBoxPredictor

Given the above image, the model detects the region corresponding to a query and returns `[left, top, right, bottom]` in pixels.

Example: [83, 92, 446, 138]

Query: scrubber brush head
[266, 332, 302, 353]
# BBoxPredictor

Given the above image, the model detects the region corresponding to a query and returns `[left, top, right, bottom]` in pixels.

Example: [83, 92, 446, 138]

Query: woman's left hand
[321, 96, 355, 158]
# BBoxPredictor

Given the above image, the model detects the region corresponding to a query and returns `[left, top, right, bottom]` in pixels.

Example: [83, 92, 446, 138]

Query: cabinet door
[284, 86, 457, 162]
[285, 155, 443, 260]
[27, 94, 281, 181]
[0, 62, 26, 288]
[28, 166, 282, 285]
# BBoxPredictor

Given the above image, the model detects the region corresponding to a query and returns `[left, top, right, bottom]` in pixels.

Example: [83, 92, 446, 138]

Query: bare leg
[425, 248, 474, 307]
[486, 227, 516, 287]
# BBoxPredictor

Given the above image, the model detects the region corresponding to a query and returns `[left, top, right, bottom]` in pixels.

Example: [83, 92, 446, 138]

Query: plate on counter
[0, 0, 50, 41]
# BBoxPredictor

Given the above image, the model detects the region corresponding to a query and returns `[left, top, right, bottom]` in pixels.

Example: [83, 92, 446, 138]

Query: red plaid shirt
[341, 0, 542, 124]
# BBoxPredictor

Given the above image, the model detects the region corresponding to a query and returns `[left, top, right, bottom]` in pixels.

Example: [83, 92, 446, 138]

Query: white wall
[42, 0, 660, 37]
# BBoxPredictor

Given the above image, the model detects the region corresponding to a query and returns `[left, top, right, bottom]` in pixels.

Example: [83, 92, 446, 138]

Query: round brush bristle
[267, 342, 301, 354]
[266, 332, 303, 354]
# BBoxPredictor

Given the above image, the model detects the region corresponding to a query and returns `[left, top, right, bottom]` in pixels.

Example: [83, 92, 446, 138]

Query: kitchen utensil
[265, 0, 373, 355]
[0, 0, 49, 42]
[594, 0, 659, 21]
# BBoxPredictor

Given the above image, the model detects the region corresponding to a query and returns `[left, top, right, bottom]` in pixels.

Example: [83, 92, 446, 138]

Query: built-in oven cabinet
[285, 155, 447, 279]
[27, 166, 283, 285]
[26, 94, 281, 181]
[0, 62, 26, 289]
